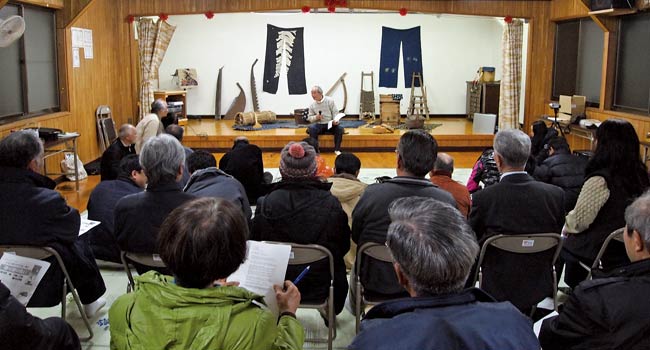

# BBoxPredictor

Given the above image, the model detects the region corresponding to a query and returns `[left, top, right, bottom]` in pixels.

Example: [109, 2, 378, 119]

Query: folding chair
[472, 233, 562, 314]
[586, 227, 625, 280]
[354, 242, 396, 334]
[0, 245, 94, 341]
[120, 251, 167, 293]
[265, 242, 336, 350]
[96, 105, 116, 152]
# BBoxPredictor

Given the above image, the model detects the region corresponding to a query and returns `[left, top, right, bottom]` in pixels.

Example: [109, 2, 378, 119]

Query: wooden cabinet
[466, 81, 500, 120]
[154, 90, 187, 119]
[379, 94, 401, 126]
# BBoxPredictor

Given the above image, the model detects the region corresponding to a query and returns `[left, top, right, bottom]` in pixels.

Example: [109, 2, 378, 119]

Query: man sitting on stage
[307, 85, 344, 155]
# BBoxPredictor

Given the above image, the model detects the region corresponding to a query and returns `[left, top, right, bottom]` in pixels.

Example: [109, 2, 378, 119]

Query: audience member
[468, 128, 565, 312]
[86, 155, 146, 263]
[184, 150, 251, 220]
[530, 120, 558, 165]
[100, 123, 136, 181]
[165, 124, 193, 187]
[466, 147, 500, 193]
[302, 137, 334, 178]
[351, 130, 456, 306]
[540, 191, 650, 349]
[114, 134, 195, 273]
[350, 197, 539, 350]
[562, 119, 650, 288]
[110, 198, 304, 349]
[0, 281, 80, 350]
[533, 136, 587, 212]
[251, 141, 350, 317]
[307, 85, 344, 155]
[135, 98, 166, 154]
[219, 136, 272, 204]
[429, 152, 471, 218]
[0, 130, 106, 316]
[328, 152, 367, 269]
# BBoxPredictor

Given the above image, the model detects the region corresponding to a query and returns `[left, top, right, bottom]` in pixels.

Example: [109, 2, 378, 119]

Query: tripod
[550, 106, 565, 137]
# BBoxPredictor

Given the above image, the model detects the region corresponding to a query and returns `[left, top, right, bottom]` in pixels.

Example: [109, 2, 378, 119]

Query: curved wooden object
[325, 72, 348, 113]
[225, 82, 246, 120]
[250, 59, 260, 112]
[215, 66, 224, 119]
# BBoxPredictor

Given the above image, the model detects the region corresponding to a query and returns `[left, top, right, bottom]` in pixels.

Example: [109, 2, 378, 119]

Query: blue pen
[292, 265, 311, 286]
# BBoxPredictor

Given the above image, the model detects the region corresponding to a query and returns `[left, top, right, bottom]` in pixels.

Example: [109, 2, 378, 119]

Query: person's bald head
[433, 152, 454, 174]
[119, 124, 137, 145]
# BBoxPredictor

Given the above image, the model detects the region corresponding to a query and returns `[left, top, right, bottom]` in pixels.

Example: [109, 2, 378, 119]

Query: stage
[183, 117, 494, 152]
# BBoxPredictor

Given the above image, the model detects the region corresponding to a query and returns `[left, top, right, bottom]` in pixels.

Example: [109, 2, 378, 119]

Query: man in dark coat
[533, 136, 587, 212]
[0, 282, 80, 350]
[0, 130, 106, 315]
[350, 197, 539, 350]
[114, 134, 195, 273]
[251, 141, 350, 316]
[86, 155, 146, 263]
[100, 123, 136, 181]
[469, 128, 565, 312]
[219, 136, 270, 204]
[351, 130, 456, 304]
[184, 150, 251, 220]
[540, 191, 650, 349]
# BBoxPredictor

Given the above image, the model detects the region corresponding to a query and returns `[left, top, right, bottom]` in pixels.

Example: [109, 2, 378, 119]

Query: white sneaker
[334, 150, 342, 156]
[83, 297, 106, 318]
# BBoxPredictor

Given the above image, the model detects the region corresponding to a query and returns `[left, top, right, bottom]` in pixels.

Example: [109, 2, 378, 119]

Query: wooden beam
[56, 0, 94, 29]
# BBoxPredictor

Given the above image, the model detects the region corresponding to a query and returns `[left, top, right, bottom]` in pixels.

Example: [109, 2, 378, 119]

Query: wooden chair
[0, 245, 94, 341]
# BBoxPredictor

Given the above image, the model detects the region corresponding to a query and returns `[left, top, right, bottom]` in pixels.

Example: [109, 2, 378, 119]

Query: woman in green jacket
[109, 197, 304, 349]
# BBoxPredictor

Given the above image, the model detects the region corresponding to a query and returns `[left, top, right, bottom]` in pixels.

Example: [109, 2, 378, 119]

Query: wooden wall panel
[16, 0, 64, 9]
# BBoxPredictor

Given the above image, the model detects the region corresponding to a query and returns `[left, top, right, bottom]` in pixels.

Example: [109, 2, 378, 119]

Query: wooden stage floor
[183, 117, 493, 152]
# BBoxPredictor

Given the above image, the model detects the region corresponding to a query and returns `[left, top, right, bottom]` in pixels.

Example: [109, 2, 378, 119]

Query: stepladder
[360, 71, 375, 121]
[407, 72, 430, 120]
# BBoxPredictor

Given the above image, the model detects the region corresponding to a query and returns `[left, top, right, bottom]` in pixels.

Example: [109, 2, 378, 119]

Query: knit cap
[279, 141, 317, 179]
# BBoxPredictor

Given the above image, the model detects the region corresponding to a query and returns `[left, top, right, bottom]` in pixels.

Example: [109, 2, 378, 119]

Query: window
[0, 3, 59, 123]
[552, 18, 603, 107]
[614, 12, 650, 114]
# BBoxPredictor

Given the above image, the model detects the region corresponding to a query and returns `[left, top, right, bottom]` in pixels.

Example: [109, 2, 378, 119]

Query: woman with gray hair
[350, 197, 539, 350]
[114, 134, 195, 273]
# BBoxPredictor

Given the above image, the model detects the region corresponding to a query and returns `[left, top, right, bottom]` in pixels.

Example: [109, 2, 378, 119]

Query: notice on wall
[71, 27, 84, 48]
[82, 29, 93, 59]
[72, 48, 80, 68]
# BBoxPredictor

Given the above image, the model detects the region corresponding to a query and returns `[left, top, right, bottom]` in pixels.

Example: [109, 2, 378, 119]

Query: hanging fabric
[263, 24, 306, 95]
[138, 18, 176, 120]
[499, 19, 523, 130]
[379, 26, 423, 88]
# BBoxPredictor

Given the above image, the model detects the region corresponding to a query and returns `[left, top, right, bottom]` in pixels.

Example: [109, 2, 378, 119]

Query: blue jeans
[308, 123, 343, 151]
[379, 26, 423, 88]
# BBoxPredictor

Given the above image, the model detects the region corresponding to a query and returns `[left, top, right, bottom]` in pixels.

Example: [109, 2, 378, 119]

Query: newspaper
[0, 253, 50, 305]
[228, 241, 291, 316]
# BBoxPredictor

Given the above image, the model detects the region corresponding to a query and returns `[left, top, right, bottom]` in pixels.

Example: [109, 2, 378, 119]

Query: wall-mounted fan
[0, 15, 26, 48]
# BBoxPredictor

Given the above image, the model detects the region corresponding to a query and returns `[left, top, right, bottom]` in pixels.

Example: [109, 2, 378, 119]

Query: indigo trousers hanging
[263, 24, 307, 95]
[379, 26, 423, 88]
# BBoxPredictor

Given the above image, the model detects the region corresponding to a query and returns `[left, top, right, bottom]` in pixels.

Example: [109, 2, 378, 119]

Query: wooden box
[380, 94, 400, 126]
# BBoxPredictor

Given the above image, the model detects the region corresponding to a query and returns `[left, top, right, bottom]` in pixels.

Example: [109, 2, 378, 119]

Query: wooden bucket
[235, 112, 256, 126]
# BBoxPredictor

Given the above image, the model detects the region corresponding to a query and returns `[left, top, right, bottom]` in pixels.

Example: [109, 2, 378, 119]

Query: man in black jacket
[533, 136, 587, 212]
[540, 191, 650, 349]
[0, 282, 80, 350]
[351, 130, 456, 305]
[86, 155, 146, 263]
[114, 134, 195, 273]
[0, 131, 106, 316]
[100, 124, 136, 181]
[469, 128, 565, 312]
[219, 136, 271, 204]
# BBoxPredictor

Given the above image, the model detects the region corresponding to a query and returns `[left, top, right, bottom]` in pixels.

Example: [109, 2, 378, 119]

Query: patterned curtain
[138, 19, 176, 120]
[498, 19, 523, 130]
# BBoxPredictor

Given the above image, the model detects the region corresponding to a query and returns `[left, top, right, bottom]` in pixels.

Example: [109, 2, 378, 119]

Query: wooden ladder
[407, 72, 430, 120]
[360, 71, 375, 121]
